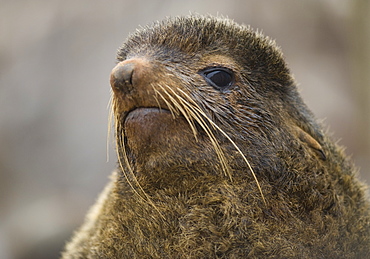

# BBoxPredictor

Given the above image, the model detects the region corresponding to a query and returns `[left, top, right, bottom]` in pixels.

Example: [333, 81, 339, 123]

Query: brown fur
[61, 15, 370, 258]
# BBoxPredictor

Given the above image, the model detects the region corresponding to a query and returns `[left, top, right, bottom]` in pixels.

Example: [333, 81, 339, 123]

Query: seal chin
[124, 107, 189, 155]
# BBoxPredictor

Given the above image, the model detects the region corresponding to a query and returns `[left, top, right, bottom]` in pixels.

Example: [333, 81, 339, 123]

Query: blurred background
[1, 0, 369, 258]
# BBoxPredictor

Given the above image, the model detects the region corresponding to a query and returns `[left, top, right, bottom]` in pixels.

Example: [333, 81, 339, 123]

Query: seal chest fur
[61, 15, 370, 258]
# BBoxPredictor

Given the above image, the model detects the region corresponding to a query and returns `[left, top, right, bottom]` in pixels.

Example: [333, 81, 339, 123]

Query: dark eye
[200, 68, 234, 90]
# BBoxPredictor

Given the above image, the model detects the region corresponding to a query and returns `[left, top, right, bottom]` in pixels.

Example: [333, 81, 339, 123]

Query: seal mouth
[125, 107, 171, 123]
[124, 107, 178, 144]
[124, 107, 173, 132]
[123, 107, 197, 165]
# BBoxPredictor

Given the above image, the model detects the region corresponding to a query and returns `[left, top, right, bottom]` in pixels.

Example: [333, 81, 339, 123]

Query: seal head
[62, 15, 370, 258]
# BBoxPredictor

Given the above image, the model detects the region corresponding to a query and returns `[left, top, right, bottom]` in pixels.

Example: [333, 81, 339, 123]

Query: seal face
[61, 15, 370, 259]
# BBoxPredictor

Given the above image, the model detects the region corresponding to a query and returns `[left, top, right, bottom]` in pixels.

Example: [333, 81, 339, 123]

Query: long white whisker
[161, 85, 232, 181]
[112, 99, 166, 219]
[156, 84, 199, 142]
[175, 88, 266, 205]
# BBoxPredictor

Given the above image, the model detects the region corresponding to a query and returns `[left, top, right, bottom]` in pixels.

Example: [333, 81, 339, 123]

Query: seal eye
[201, 68, 234, 90]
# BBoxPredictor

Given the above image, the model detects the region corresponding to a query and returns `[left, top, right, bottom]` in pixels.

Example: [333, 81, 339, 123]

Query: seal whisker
[151, 83, 180, 118]
[159, 84, 233, 181]
[113, 100, 165, 219]
[107, 93, 114, 163]
[154, 84, 199, 142]
[175, 88, 266, 205]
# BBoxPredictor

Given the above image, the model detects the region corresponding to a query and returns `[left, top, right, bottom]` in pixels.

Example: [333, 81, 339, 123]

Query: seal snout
[110, 58, 149, 94]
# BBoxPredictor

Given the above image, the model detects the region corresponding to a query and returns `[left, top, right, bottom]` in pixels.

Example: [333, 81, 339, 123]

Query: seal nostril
[121, 63, 135, 85]
[110, 62, 135, 91]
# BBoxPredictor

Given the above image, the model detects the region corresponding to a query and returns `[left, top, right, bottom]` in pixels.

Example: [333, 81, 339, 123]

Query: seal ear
[294, 125, 326, 161]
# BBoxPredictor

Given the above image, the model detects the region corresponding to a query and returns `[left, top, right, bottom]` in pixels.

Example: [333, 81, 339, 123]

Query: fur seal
[61, 15, 370, 258]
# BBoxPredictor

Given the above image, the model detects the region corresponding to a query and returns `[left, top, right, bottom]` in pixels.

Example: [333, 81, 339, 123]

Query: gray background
[1, 0, 369, 258]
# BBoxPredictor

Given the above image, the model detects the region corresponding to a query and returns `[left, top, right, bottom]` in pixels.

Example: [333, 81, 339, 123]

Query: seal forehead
[117, 15, 291, 86]
[119, 16, 238, 56]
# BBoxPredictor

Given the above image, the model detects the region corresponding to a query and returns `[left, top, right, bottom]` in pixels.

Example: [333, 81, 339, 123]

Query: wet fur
[61, 15, 370, 258]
